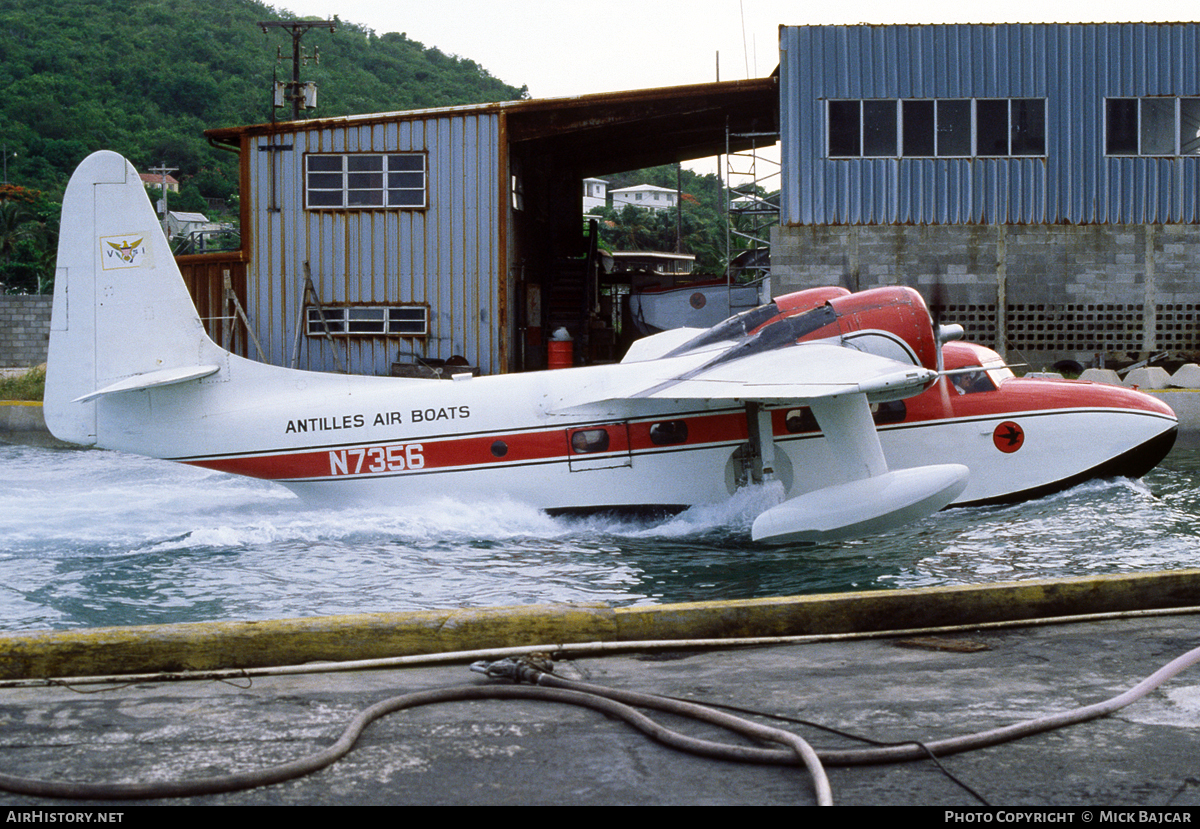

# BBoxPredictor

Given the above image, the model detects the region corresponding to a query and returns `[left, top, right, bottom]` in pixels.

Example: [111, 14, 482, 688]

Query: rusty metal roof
[206, 76, 779, 172]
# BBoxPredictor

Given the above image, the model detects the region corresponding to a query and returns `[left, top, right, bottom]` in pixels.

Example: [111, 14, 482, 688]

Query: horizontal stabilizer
[72, 365, 221, 403]
[751, 464, 970, 545]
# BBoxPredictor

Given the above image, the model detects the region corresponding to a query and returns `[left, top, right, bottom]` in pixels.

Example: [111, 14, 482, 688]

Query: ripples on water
[1, 440, 1197, 631]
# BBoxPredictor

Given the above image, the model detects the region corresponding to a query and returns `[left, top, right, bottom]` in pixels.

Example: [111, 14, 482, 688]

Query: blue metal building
[773, 23, 1200, 363]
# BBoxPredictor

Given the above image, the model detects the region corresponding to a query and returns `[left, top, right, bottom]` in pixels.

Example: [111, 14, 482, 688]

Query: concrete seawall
[0, 401, 73, 448]
[0, 400, 46, 432]
[1147, 389, 1200, 430]
[2, 569, 1199, 680]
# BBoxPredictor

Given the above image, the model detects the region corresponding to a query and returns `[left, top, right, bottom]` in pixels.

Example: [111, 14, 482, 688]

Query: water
[1, 439, 1197, 631]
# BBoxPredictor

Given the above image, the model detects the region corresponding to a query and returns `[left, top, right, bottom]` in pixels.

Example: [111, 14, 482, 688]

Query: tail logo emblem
[100, 235, 149, 269]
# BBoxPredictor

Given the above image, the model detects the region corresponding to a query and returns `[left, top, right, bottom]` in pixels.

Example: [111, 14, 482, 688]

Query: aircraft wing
[550, 342, 937, 416]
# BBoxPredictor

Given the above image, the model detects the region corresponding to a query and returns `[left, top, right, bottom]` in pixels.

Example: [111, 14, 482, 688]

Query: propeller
[926, 272, 962, 374]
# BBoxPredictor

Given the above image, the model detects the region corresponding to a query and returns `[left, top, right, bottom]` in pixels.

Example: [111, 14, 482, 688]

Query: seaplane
[43, 152, 1179, 544]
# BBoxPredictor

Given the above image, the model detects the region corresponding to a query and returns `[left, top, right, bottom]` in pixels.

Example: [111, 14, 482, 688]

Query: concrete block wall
[0, 296, 52, 368]
[771, 225, 1002, 304]
[771, 223, 1200, 366]
[1005, 226, 1138, 305]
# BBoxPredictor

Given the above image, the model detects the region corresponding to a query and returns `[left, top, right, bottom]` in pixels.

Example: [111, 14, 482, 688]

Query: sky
[268, 1, 1200, 98]
[266, 1, 1199, 174]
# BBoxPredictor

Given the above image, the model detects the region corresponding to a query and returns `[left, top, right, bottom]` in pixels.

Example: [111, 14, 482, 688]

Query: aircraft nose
[1040, 378, 1180, 483]
[1101, 384, 1178, 476]
[1106, 424, 1178, 480]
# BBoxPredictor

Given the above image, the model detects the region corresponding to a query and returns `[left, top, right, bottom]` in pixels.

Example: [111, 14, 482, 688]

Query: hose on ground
[1, 642, 1197, 804]
[0, 682, 831, 804]
[472, 655, 832, 803]
[509, 642, 1200, 768]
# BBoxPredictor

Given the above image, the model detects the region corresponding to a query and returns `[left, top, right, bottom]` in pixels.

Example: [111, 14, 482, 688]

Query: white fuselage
[122, 354, 1176, 514]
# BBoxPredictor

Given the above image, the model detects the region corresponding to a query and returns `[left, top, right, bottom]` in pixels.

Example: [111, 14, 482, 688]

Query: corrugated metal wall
[247, 113, 502, 375]
[781, 23, 1200, 226]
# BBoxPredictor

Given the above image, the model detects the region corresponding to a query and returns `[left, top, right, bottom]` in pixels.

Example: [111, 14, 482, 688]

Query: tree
[0, 0, 527, 196]
[0, 196, 58, 294]
[590, 164, 734, 273]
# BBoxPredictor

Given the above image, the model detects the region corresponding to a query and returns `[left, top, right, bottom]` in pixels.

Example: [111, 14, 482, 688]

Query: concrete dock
[0, 574, 1198, 807]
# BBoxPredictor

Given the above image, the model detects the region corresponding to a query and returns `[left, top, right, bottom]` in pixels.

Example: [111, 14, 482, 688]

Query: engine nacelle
[825, 287, 940, 371]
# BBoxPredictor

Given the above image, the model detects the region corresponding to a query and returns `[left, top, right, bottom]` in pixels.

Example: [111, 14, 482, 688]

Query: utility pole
[147, 162, 177, 237]
[1, 143, 14, 185]
[258, 19, 336, 121]
[675, 163, 682, 254]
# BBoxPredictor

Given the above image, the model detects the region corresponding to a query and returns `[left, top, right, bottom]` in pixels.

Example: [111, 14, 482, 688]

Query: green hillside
[0, 0, 526, 293]
[0, 0, 527, 197]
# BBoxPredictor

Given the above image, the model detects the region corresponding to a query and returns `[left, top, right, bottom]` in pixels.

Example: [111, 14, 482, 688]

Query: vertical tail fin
[44, 151, 222, 446]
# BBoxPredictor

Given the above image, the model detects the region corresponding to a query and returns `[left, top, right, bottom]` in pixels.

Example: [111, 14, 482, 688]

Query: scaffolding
[724, 126, 780, 304]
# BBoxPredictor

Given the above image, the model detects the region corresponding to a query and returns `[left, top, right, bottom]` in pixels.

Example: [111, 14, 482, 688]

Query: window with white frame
[306, 305, 429, 337]
[827, 99, 1046, 158]
[1105, 98, 1200, 156]
[305, 153, 426, 209]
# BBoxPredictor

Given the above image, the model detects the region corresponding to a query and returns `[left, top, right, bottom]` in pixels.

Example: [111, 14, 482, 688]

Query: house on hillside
[139, 172, 179, 193]
[582, 177, 608, 212]
[191, 79, 777, 376]
[610, 183, 678, 211]
[772, 22, 1200, 367]
[166, 211, 217, 239]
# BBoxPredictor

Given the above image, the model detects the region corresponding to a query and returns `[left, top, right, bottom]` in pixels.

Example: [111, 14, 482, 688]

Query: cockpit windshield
[950, 367, 997, 395]
[949, 359, 1013, 394]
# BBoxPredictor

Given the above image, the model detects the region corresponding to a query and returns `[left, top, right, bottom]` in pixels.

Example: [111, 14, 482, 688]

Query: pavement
[0, 575, 1199, 807]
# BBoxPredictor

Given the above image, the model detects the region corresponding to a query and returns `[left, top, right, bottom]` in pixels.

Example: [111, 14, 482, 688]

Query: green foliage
[0, 0, 526, 292]
[0, 0, 525, 193]
[0, 365, 45, 401]
[169, 185, 211, 214]
[590, 164, 730, 273]
[0, 194, 58, 294]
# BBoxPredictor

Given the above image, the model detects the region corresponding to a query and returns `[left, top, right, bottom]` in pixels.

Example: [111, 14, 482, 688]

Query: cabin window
[1106, 98, 1200, 156]
[871, 400, 907, 424]
[950, 367, 998, 395]
[786, 403, 906, 431]
[305, 153, 426, 209]
[649, 420, 688, 446]
[570, 428, 610, 454]
[784, 408, 819, 433]
[306, 305, 429, 337]
[829, 98, 1046, 158]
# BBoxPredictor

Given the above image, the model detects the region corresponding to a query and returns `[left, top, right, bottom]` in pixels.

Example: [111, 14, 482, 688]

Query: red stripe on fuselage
[181, 411, 752, 482]
[179, 378, 1174, 483]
